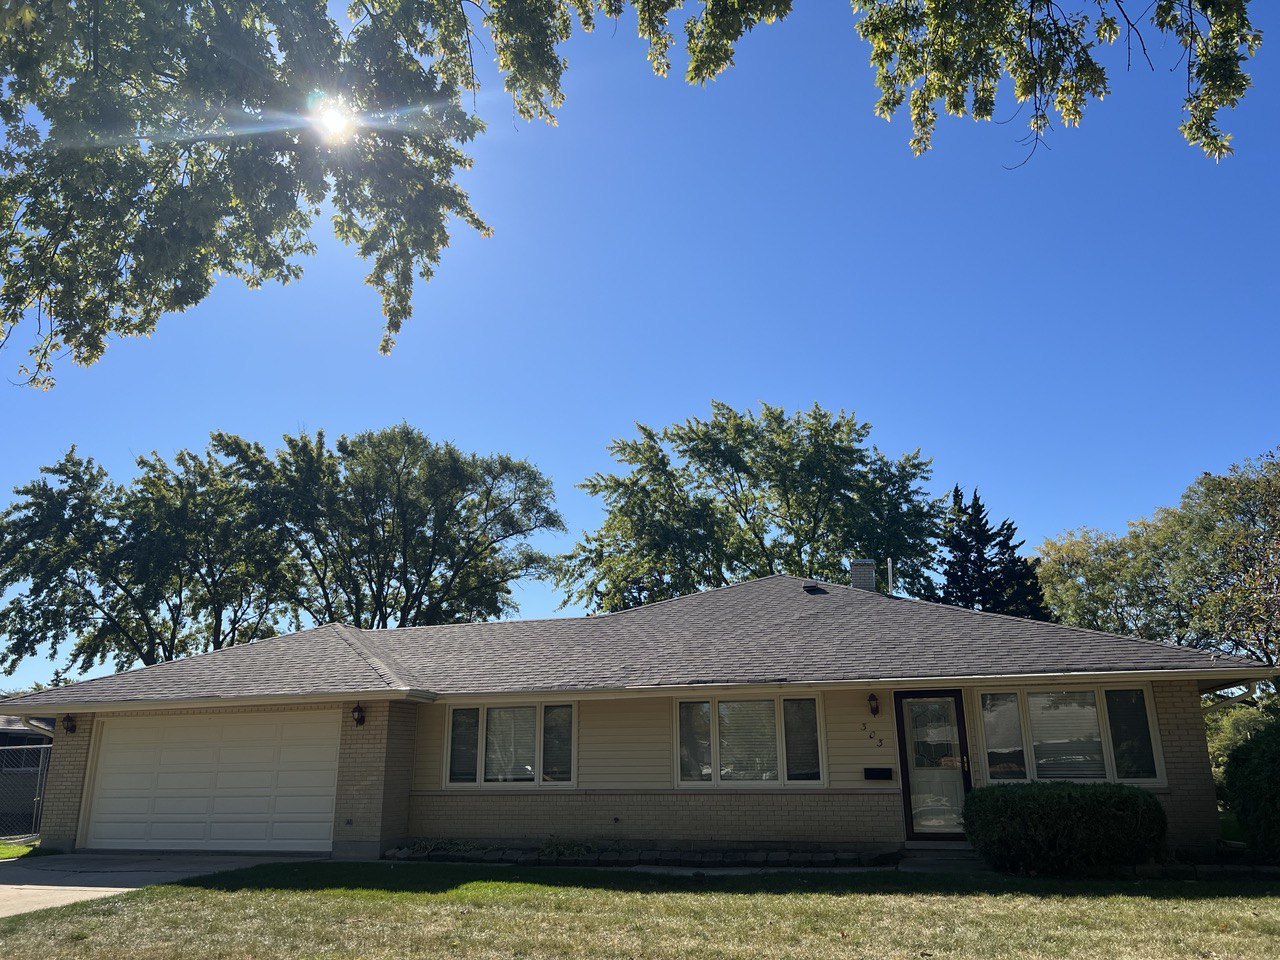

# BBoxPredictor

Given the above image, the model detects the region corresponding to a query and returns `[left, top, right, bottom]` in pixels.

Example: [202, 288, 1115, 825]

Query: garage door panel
[280, 743, 339, 764]
[153, 796, 211, 815]
[210, 821, 270, 842]
[160, 746, 218, 766]
[86, 710, 340, 852]
[215, 770, 278, 790]
[97, 771, 156, 791]
[219, 745, 278, 765]
[101, 746, 161, 768]
[150, 821, 211, 841]
[91, 821, 149, 841]
[92, 796, 152, 816]
[212, 796, 273, 816]
[156, 770, 215, 790]
[275, 769, 334, 789]
[273, 794, 335, 815]
[271, 820, 334, 841]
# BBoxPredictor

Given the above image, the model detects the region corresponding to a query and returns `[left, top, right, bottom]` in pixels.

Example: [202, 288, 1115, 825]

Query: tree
[1038, 449, 1280, 669]
[935, 486, 1049, 619]
[558, 401, 941, 612]
[215, 423, 565, 629]
[1, 2, 1262, 385]
[0, 446, 291, 675]
[0, 424, 564, 676]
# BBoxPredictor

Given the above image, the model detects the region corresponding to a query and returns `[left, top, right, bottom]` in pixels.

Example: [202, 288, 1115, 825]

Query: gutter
[21, 718, 54, 737]
[0, 687, 437, 717]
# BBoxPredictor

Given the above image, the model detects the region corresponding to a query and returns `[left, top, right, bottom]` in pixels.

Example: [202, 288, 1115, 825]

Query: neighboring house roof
[0, 714, 52, 738]
[0, 576, 1270, 712]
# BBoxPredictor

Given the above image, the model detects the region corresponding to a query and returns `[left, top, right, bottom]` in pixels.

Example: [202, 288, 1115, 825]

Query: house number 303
[861, 722, 885, 748]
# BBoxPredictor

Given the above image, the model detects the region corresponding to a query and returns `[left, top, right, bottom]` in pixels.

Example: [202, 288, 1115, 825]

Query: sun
[311, 102, 356, 141]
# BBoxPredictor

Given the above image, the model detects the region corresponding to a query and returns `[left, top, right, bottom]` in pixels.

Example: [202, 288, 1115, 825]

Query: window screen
[1105, 689, 1158, 779]
[981, 692, 1027, 780]
[782, 698, 821, 781]
[484, 706, 537, 782]
[542, 704, 574, 782]
[448, 707, 480, 783]
[1028, 691, 1106, 780]
[717, 700, 778, 781]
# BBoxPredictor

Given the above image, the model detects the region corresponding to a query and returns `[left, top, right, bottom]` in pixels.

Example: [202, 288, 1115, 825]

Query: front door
[894, 690, 972, 840]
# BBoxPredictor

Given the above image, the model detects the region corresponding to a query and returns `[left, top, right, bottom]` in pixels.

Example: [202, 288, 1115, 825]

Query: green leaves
[1038, 448, 1280, 668]
[214, 423, 565, 630]
[558, 401, 943, 612]
[0, 446, 291, 675]
[936, 486, 1049, 620]
[0, 1, 1264, 384]
[0, 424, 564, 676]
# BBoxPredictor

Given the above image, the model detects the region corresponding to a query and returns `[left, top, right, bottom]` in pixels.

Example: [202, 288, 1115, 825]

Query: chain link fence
[0, 743, 51, 841]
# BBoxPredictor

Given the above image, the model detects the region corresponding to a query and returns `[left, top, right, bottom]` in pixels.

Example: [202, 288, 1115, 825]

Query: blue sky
[2, 6, 1277, 690]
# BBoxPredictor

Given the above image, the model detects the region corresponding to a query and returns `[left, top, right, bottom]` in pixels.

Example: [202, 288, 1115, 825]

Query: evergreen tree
[938, 486, 1050, 620]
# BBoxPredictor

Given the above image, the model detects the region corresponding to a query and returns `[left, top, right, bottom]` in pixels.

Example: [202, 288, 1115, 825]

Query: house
[0, 571, 1272, 860]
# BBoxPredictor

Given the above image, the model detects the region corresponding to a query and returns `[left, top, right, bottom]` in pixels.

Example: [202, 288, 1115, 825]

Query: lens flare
[311, 102, 356, 141]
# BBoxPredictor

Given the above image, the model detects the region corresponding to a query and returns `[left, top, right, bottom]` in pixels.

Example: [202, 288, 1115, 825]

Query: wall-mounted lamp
[867, 694, 880, 717]
[61, 714, 77, 734]
[351, 703, 366, 726]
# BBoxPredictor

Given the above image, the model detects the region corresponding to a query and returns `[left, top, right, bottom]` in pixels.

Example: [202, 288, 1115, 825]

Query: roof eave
[0, 687, 438, 717]
[427, 665, 1278, 701]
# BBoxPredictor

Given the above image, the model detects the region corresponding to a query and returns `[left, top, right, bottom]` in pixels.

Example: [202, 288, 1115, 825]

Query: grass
[0, 861, 1278, 959]
[0, 843, 38, 859]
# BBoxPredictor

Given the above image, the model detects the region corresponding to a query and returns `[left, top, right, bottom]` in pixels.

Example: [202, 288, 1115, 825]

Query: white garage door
[84, 711, 340, 852]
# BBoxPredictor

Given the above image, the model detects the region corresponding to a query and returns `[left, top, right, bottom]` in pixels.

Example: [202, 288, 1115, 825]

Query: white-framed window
[976, 683, 1165, 785]
[674, 695, 826, 787]
[444, 702, 576, 788]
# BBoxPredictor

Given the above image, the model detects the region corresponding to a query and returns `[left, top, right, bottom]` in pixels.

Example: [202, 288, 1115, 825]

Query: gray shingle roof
[0, 623, 403, 710]
[0, 576, 1268, 711]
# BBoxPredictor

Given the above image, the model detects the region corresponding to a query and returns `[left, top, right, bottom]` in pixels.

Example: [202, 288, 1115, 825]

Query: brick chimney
[849, 558, 877, 592]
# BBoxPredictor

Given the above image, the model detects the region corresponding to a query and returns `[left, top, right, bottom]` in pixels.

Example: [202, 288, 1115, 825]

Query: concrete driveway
[0, 853, 291, 918]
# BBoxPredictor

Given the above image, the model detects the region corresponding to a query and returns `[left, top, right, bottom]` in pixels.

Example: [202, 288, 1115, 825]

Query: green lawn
[1, 862, 1278, 960]
[0, 843, 36, 860]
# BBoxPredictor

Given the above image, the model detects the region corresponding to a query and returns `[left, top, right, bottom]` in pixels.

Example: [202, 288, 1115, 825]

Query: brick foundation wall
[39, 715, 95, 851]
[408, 790, 904, 850]
[1150, 679, 1220, 856]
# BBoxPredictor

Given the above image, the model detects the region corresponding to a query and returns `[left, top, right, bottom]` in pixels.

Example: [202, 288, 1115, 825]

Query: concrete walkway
[0, 853, 288, 918]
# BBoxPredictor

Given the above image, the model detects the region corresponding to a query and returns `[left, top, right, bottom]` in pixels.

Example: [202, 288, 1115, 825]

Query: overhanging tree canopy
[557, 401, 942, 612]
[0, 1, 1262, 384]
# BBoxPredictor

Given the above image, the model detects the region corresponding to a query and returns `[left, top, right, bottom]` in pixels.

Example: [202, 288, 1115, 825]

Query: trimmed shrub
[1223, 720, 1280, 861]
[963, 782, 1166, 875]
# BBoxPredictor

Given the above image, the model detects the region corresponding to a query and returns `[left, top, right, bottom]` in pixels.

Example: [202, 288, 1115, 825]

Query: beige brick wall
[1150, 679, 1220, 855]
[39, 714, 95, 851]
[409, 789, 904, 849]
[333, 700, 418, 858]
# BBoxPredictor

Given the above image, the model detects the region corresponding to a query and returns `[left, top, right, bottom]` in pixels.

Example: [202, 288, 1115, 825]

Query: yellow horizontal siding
[824, 690, 899, 788]
[577, 697, 672, 788]
[412, 703, 446, 791]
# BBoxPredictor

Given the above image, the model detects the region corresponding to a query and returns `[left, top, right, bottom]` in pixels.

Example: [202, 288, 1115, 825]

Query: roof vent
[802, 582, 827, 595]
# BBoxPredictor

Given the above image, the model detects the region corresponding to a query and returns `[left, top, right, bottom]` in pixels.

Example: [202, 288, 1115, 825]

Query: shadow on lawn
[179, 860, 1280, 902]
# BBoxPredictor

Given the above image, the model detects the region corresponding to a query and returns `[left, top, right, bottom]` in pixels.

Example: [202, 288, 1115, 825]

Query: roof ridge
[604, 573, 796, 618]
[330, 624, 410, 690]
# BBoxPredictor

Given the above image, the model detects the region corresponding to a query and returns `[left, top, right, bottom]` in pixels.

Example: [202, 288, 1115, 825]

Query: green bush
[1205, 700, 1277, 800]
[1223, 720, 1280, 861]
[963, 782, 1167, 875]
